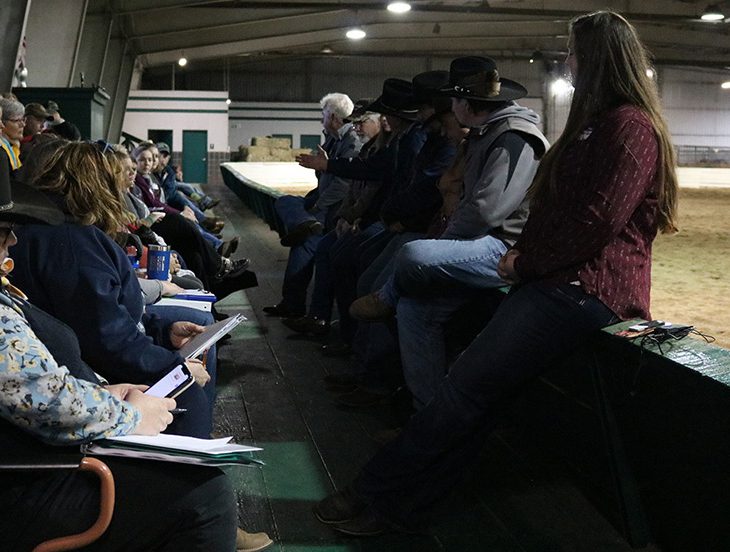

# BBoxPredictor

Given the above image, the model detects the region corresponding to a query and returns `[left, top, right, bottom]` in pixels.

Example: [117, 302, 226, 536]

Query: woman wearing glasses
[0, 97, 26, 170]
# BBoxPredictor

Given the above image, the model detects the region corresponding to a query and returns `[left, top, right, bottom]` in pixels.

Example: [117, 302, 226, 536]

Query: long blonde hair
[31, 142, 130, 235]
[531, 11, 678, 233]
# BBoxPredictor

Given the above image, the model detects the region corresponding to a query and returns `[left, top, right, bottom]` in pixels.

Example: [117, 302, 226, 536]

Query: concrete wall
[122, 90, 230, 152]
[229, 102, 322, 150]
[660, 67, 730, 148]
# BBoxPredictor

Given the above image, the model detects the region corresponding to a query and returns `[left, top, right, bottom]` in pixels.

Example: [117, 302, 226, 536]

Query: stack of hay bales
[235, 136, 314, 162]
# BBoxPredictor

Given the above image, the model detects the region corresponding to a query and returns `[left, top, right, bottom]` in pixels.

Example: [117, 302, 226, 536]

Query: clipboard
[178, 313, 246, 359]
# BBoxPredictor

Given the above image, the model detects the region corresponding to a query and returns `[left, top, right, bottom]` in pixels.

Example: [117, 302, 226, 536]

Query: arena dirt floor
[651, 187, 730, 348]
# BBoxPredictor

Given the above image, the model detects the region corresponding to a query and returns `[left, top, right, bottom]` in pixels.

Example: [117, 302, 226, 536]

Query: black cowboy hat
[367, 79, 419, 121]
[412, 70, 450, 102]
[0, 169, 64, 226]
[440, 56, 527, 102]
[345, 98, 377, 123]
[412, 70, 452, 114]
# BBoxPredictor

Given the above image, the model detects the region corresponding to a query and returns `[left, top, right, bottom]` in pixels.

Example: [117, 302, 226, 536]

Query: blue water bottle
[147, 244, 171, 280]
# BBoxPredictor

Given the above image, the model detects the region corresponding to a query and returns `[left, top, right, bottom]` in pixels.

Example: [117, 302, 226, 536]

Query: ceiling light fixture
[226, 98, 232, 105]
[646, 68, 655, 78]
[321, 45, 334, 54]
[178, 55, 188, 67]
[701, 4, 725, 21]
[721, 81, 730, 89]
[387, 2, 411, 14]
[346, 27, 366, 40]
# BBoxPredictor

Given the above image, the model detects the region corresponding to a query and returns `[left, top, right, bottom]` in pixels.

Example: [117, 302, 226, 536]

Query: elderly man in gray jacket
[265, 92, 361, 318]
[350, 56, 549, 409]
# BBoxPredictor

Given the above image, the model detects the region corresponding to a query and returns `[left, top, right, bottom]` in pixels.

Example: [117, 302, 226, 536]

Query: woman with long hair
[315, 11, 678, 535]
[105, 143, 252, 295]
[9, 141, 214, 439]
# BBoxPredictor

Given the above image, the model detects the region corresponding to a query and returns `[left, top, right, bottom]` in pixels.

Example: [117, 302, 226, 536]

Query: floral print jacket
[0, 295, 140, 445]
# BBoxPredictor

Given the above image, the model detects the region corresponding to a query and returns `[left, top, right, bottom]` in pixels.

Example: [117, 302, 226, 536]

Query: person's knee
[196, 469, 237, 526]
[394, 241, 430, 293]
[169, 468, 237, 550]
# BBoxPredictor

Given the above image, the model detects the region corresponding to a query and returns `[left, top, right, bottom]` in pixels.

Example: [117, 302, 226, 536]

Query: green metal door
[182, 130, 208, 184]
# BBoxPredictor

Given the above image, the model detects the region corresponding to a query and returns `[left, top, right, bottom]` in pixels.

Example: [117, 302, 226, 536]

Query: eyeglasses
[2, 116, 26, 125]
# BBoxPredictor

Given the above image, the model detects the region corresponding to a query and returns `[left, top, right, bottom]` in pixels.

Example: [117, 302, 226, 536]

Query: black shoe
[201, 217, 225, 233]
[217, 257, 250, 279]
[280, 221, 323, 247]
[335, 386, 392, 408]
[217, 236, 240, 258]
[262, 303, 305, 318]
[313, 488, 368, 525]
[321, 343, 352, 358]
[211, 270, 258, 301]
[331, 507, 390, 537]
[201, 197, 220, 211]
[282, 315, 329, 336]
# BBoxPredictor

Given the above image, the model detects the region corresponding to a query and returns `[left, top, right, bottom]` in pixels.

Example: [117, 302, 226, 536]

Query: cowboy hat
[440, 56, 527, 102]
[345, 98, 378, 123]
[367, 79, 419, 120]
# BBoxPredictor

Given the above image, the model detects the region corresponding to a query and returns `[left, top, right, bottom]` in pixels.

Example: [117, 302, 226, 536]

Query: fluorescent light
[346, 28, 366, 40]
[387, 2, 411, 14]
[721, 81, 730, 89]
[178, 56, 188, 67]
[701, 5, 724, 21]
[550, 78, 573, 95]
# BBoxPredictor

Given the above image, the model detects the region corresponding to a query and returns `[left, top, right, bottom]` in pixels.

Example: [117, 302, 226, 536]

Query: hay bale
[251, 136, 273, 147]
[270, 147, 295, 161]
[270, 137, 292, 149]
[240, 145, 275, 162]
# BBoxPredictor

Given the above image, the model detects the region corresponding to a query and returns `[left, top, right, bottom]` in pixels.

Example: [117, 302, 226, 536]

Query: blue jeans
[146, 304, 218, 417]
[276, 194, 329, 312]
[197, 224, 223, 251]
[393, 235, 508, 407]
[354, 281, 619, 529]
[352, 232, 424, 392]
[394, 234, 508, 297]
[275, 194, 323, 233]
[308, 230, 338, 320]
[330, 223, 387, 343]
[281, 233, 322, 314]
[177, 182, 205, 196]
[183, 196, 208, 224]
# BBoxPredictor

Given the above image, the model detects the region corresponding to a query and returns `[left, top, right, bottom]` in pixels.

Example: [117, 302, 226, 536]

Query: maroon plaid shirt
[514, 104, 661, 320]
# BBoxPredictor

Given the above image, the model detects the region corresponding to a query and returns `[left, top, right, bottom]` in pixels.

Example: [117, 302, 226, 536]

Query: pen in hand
[169, 408, 188, 414]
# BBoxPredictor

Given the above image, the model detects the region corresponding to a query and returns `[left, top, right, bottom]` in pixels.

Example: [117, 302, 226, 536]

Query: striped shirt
[514, 104, 661, 320]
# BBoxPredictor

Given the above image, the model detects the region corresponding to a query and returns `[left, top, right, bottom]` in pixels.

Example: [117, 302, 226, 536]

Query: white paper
[106, 433, 261, 454]
[83, 445, 262, 467]
[178, 314, 247, 359]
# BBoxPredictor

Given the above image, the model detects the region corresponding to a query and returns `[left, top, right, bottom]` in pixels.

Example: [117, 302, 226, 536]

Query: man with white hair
[264, 92, 361, 318]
